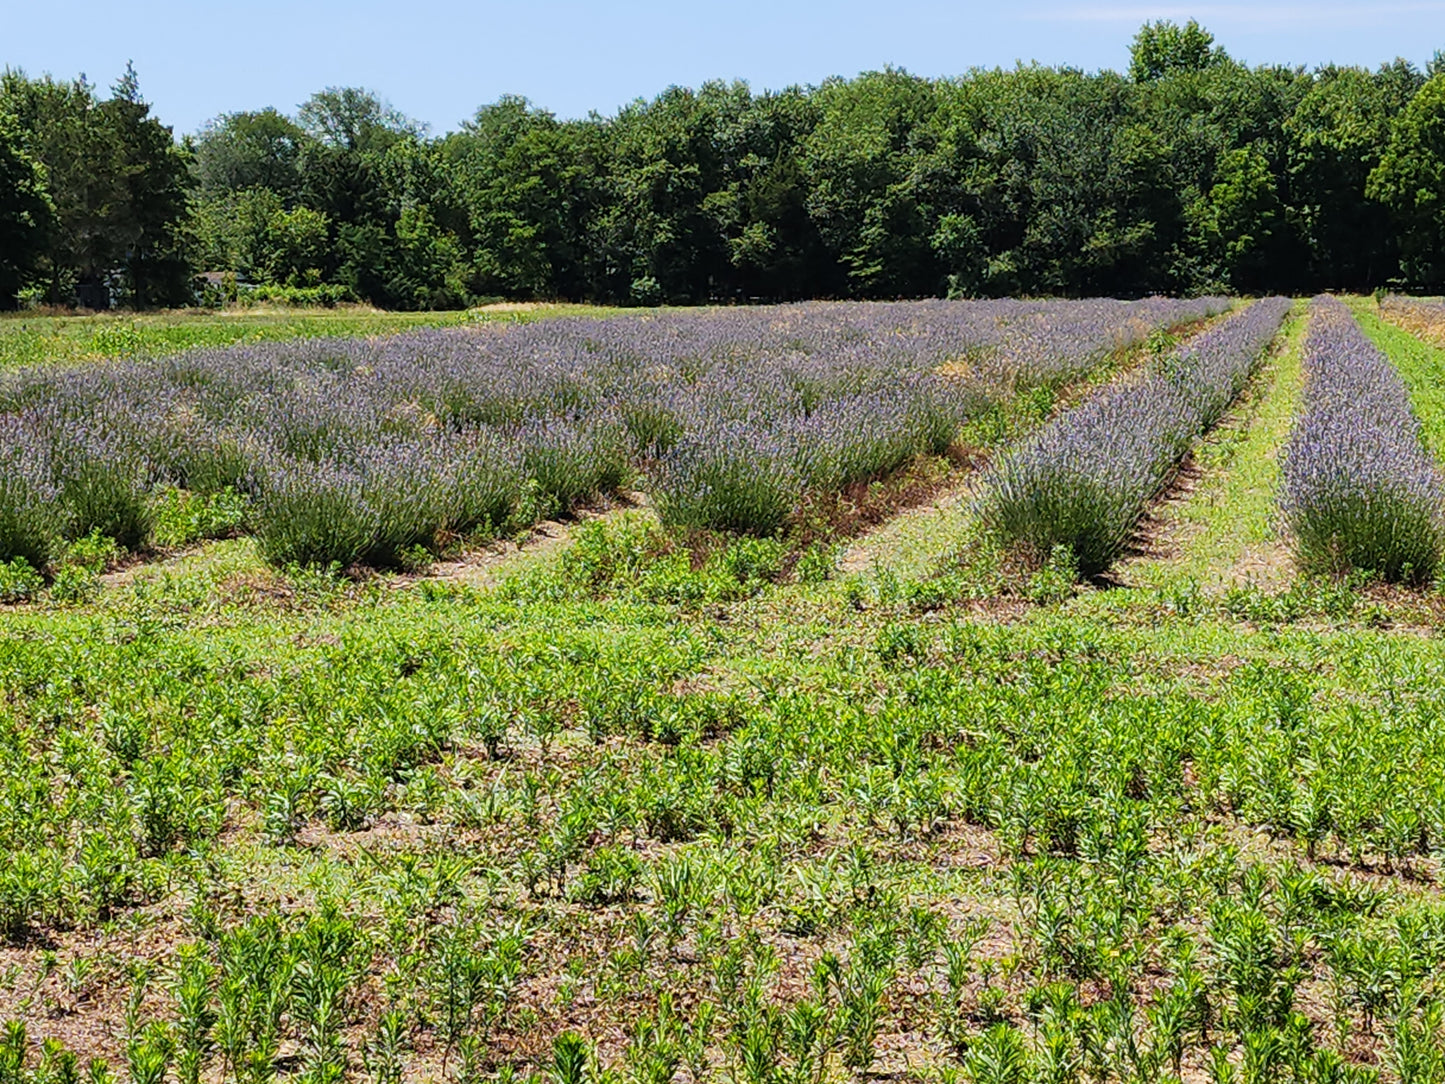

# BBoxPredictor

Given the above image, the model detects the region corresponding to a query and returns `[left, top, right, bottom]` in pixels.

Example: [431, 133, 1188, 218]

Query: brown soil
[1122, 455, 1209, 566]
[470, 302, 546, 313]
[417, 501, 646, 591]
[1380, 299, 1445, 348]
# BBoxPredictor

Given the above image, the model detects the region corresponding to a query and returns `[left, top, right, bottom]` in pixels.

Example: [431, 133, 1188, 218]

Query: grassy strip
[1125, 303, 1306, 590]
[1349, 298, 1445, 461]
[0, 302, 623, 369]
[835, 314, 1235, 584]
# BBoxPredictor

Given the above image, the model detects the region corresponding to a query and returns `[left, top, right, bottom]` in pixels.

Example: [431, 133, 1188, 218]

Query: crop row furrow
[977, 296, 1291, 577]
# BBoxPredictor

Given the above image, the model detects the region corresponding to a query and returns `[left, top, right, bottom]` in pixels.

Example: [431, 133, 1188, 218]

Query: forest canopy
[3, 22, 1445, 310]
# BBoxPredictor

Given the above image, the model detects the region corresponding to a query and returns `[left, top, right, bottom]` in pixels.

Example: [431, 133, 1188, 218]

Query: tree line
[3, 21, 1445, 311]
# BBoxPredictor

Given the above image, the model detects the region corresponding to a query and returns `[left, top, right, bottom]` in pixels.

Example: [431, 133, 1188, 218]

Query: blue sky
[5, 0, 1444, 135]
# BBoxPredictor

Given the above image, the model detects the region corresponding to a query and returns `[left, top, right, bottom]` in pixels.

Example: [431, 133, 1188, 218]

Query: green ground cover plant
[0, 304, 614, 370]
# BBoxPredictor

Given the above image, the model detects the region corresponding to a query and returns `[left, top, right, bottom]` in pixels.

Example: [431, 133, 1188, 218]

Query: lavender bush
[1281, 297, 1444, 582]
[652, 424, 801, 534]
[50, 423, 155, 550]
[518, 417, 632, 518]
[980, 297, 1290, 577]
[0, 296, 1230, 567]
[255, 434, 524, 568]
[448, 433, 523, 538]
[253, 459, 376, 569]
[0, 420, 60, 571]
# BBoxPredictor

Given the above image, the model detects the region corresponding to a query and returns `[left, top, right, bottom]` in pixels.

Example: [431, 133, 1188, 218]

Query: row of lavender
[1281, 297, 1445, 582]
[980, 297, 1292, 577]
[0, 297, 1229, 569]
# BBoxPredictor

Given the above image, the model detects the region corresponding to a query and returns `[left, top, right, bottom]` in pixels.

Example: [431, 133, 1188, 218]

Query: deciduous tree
[1368, 74, 1445, 289]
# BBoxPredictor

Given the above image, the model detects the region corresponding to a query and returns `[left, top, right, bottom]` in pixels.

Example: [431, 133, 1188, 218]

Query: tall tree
[1133, 58, 1308, 291]
[1129, 20, 1227, 83]
[0, 109, 53, 308]
[443, 98, 602, 300]
[1286, 65, 1407, 289]
[1, 65, 193, 306]
[194, 108, 307, 202]
[1190, 143, 1287, 292]
[705, 86, 826, 301]
[1368, 74, 1445, 289]
[803, 68, 939, 297]
[298, 87, 423, 155]
[105, 63, 195, 306]
[1, 71, 123, 304]
[594, 82, 742, 303]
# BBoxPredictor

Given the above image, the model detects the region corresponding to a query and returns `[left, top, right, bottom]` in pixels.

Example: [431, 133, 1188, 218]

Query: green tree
[444, 98, 601, 299]
[1286, 65, 1405, 288]
[1368, 73, 1445, 289]
[298, 87, 422, 155]
[1133, 57, 1308, 290]
[295, 88, 422, 236]
[803, 68, 939, 297]
[1189, 144, 1286, 291]
[0, 110, 53, 308]
[708, 86, 826, 301]
[921, 66, 1178, 297]
[1, 71, 123, 304]
[257, 205, 330, 285]
[1, 65, 193, 307]
[290, 86, 472, 308]
[365, 135, 470, 307]
[592, 82, 741, 303]
[194, 108, 307, 202]
[1129, 20, 1226, 83]
[193, 186, 281, 279]
[105, 64, 195, 307]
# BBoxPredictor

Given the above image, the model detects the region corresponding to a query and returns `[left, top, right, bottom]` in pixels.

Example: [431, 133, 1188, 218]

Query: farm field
[5, 296, 1445, 1084]
[0, 304, 618, 372]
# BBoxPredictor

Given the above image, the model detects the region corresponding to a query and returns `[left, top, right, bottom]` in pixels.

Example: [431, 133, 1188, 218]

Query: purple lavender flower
[980, 298, 1290, 575]
[0, 415, 61, 569]
[1281, 296, 1444, 582]
[0, 295, 1234, 563]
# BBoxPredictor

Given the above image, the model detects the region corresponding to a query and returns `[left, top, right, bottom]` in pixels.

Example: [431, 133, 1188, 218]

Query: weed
[0, 559, 43, 603]
[150, 487, 247, 547]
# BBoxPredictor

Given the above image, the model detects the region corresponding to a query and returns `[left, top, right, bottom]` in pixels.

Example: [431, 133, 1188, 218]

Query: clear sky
[5, 0, 1444, 136]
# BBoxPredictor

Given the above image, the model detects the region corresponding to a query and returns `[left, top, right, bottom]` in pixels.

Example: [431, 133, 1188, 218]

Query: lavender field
[10, 297, 1445, 1083]
[0, 296, 1227, 571]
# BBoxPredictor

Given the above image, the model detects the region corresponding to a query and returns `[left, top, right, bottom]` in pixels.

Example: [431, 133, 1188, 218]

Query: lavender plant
[252, 459, 376, 569]
[48, 417, 155, 550]
[1281, 296, 1445, 582]
[518, 416, 631, 518]
[979, 297, 1290, 576]
[0, 419, 60, 571]
[653, 424, 801, 535]
[0, 296, 1229, 566]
